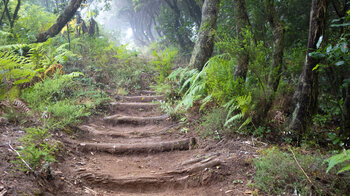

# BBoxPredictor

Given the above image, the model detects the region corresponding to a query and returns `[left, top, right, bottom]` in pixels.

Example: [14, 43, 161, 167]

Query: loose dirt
[0, 90, 263, 195]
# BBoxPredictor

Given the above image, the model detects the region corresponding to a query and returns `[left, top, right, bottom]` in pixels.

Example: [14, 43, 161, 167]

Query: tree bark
[189, 0, 220, 70]
[342, 86, 350, 146]
[0, 0, 9, 28]
[79, 138, 195, 154]
[36, 0, 83, 43]
[3, 0, 20, 29]
[265, 0, 284, 92]
[233, 0, 251, 81]
[287, 0, 329, 141]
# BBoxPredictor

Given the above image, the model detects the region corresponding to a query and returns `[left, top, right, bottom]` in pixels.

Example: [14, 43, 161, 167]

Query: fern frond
[325, 149, 350, 174]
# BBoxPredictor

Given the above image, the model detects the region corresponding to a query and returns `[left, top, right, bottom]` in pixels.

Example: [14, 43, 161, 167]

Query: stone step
[104, 114, 169, 126]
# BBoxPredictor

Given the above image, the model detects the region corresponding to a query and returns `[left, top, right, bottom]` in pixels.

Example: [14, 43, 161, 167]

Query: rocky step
[111, 102, 159, 112]
[104, 114, 169, 126]
[78, 124, 177, 139]
[75, 152, 222, 194]
[138, 90, 157, 95]
[115, 95, 163, 103]
[79, 138, 196, 154]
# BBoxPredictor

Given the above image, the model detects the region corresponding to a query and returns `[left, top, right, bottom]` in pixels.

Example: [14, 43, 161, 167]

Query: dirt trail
[60, 91, 256, 195]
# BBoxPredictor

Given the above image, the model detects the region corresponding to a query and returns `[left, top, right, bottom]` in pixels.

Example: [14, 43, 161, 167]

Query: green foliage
[21, 73, 110, 129]
[254, 147, 350, 195]
[0, 50, 37, 87]
[325, 149, 350, 174]
[70, 36, 152, 90]
[159, 100, 181, 120]
[224, 93, 254, 132]
[198, 107, 227, 139]
[152, 47, 178, 84]
[13, 127, 58, 172]
[14, 3, 56, 42]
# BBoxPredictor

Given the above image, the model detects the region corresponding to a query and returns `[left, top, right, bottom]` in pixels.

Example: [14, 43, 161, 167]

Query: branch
[36, 0, 83, 42]
[8, 141, 34, 172]
[289, 148, 314, 186]
[11, 0, 21, 28]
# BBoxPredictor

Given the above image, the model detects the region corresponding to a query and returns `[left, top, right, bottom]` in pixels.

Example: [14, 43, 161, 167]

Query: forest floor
[0, 90, 266, 196]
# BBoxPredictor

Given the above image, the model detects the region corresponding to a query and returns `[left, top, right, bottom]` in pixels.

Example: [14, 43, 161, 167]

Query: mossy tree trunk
[36, 0, 83, 43]
[287, 0, 330, 142]
[233, 0, 251, 81]
[261, 0, 285, 118]
[265, 0, 284, 92]
[189, 0, 220, 71]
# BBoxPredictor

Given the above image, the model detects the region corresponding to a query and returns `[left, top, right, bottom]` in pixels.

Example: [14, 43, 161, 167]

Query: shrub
[12, 127, 58, 172]
[152, 47, 178, 84]
[21, 73, 110, 129]
[253, 147, 350, 195]
[198, 107, 228, 139]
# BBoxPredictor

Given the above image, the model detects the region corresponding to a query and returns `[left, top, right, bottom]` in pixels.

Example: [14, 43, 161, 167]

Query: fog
[81, 0, 136, 47]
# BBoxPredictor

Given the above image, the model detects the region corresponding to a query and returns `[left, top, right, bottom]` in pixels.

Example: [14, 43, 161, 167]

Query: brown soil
[0, 91, 263, 196]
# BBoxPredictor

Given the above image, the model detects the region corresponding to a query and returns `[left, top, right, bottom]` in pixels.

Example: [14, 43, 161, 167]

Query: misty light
[126, 28, 133, 38]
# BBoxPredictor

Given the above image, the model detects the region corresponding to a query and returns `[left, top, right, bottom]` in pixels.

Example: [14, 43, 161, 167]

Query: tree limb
[36, 0, 83, 42]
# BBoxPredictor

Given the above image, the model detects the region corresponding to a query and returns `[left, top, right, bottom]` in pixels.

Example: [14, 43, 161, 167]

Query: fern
[325, 149, 350, 174]
[224, 93, 253, 131]
[0, 50, 38, 86]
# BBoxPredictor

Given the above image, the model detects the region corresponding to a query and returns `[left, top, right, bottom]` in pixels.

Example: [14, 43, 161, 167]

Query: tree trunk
[66, 24, 71, 50]
[260, 0, 285, 121]
[189, 0, 220, 70]
[36, 0, 83, 43]
[287, 0, 329, 142]
[164, 0, 194, 52]
[3, 0, 20, 29]
[265, 0, 284, 92]
[233, 0, 251, 81]
[342, 86, 350, 146]
[0, 0, 9, 28]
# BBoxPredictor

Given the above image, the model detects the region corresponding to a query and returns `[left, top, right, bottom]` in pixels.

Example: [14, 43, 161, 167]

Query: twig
[289, 148, 314, 186]
[84, 186, 97, 195]
[8, 141, 34, 172]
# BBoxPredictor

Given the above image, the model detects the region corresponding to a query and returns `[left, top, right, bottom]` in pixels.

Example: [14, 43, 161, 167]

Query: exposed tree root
[78, 125, 127, 138]
[79, 138, 196, 154]
[110, 102, 159, 111]
[104, 114, 169, 125]
[168, 157, 222, 175]
[77, 156, 222, 193]
[78, 172, 190, 193]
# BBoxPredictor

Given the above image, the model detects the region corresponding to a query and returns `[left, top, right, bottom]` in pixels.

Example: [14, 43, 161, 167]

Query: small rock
[54, 170, 63, 175]
[0, 189, 8, 196]
[60, 177, 65, 180]
[76, 168, 86, 172]
[0, 117, 8, 125]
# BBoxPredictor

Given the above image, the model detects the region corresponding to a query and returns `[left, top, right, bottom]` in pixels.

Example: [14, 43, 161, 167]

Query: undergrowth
[12, 127, 58, 172]
[21, 73, 110, 129]
[253, 147, 350, 195]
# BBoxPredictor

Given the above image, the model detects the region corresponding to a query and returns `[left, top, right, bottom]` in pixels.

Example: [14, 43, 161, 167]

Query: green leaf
[338, 164, 350, 174]
[325, 150, 350, 173]
[312, 64, 320, 71]
[335, 61, 345, 66]
[309, 52, 325, 59]
[331, 23, 350, 27]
